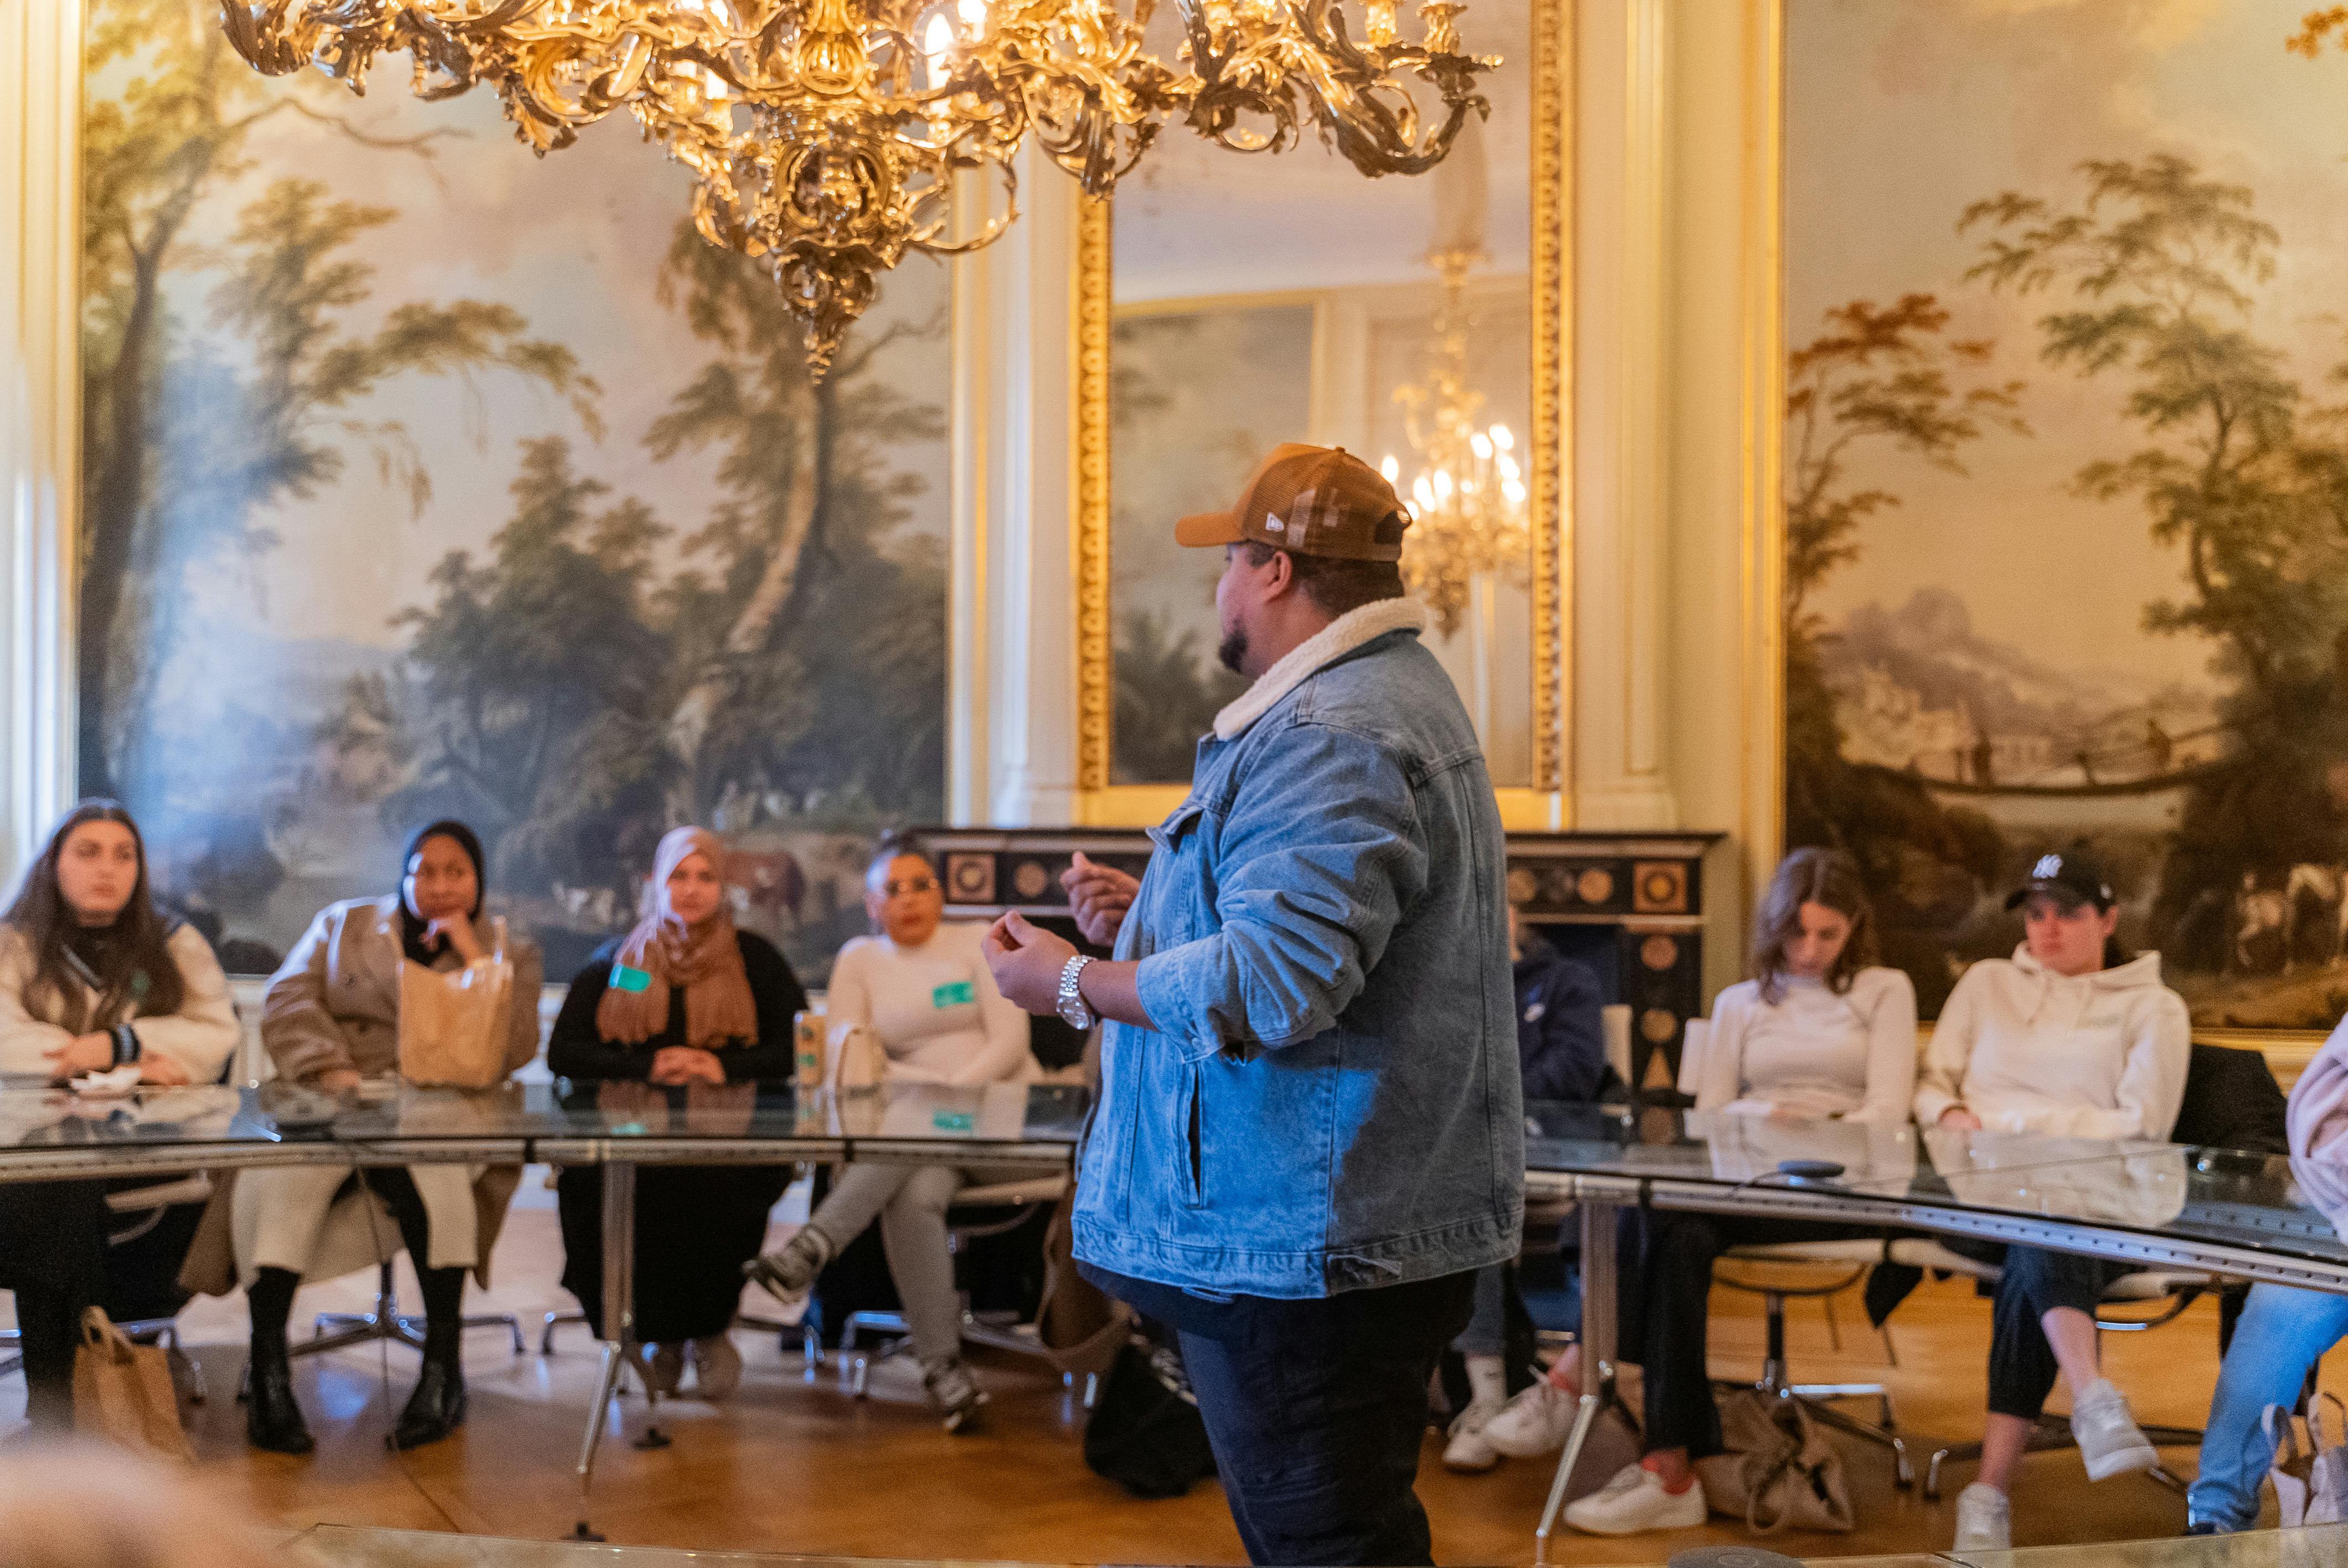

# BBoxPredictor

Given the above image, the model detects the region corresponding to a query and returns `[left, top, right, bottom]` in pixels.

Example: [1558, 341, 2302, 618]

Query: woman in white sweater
[746, 834, 1034, 1432]
[0, 801, 239, 1431]
[1487, 848, 1919, 1534]
[1920, 850, 2191, 1554]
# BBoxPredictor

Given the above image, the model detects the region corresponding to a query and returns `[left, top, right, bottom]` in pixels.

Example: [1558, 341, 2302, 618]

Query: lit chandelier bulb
[956, 0, 988, 28]
[1432, 468, 1453, 501]
[1412, 475, 1435, 512]
[1502, 478, 1527, 506]
[923, 14, 956, 86]
[1489, 423, 1514, 451]
[1496, 452, 1519, 482]
[1380, 454, 1400, 483]
[1469, 431, 1492, 461]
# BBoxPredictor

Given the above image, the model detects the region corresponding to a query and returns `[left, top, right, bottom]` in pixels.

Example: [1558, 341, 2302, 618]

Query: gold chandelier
[221, 0, 1495, 375]
[1384, 246, 1526, 638]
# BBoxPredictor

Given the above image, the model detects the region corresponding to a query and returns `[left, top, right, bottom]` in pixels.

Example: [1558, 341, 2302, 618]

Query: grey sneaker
[2071, 1377, 2159, 1481]
[1953, 1483, 2012, 1552]
[923, 1356, 990, 1433]
[743, 1226, 834, 1307]
[636, 1340, 684, 1395]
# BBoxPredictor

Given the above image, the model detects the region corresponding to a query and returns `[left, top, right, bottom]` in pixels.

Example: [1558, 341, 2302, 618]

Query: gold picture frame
[1071, 0, 1573, 831]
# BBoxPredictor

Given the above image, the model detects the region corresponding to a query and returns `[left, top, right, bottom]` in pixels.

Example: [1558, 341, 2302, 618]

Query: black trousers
[1616, 1208, 1886, 1459]
[1088, 1264, 1477, 1566]
[0, 1180, 108, 1432]
[556, 1163, 791, 1342]
[1944, 1242, 2120, 1420]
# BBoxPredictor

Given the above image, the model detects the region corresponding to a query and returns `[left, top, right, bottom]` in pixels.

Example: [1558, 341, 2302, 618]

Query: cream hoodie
[1912, 946, 2190, 1141]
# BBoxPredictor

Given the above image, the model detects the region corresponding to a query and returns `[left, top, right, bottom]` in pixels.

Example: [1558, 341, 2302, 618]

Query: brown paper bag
[1036, 1182, 1129, 1378]
[74, 1308, 194, 1463]
[399, 917, 514, 1089]
[1696, 1388, 1855, 1533]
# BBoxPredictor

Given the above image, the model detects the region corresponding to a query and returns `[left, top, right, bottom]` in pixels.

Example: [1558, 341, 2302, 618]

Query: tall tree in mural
[1963, 154, 2348, 971]
[79, 0, 595, 796]
[1781, 295, 2026, 1007]
[645, 228, 946, 824]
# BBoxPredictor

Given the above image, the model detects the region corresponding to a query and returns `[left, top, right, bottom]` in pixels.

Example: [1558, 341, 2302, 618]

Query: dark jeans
[1086, 1265, 1477, 1566]
[1945, 1241, 2123, 1420]
[0, 1179, 108, 1432]
[1617, 1208, 1886, 1459]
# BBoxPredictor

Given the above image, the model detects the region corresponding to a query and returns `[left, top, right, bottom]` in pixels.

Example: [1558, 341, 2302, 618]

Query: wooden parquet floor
[7, 1178, 2332, 1566]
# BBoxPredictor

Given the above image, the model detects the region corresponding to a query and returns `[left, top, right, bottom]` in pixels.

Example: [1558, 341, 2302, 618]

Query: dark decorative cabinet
[919, 827, 1721, 1090]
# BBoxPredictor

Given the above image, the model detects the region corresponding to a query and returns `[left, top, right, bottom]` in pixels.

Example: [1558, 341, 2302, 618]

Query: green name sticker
[931, 981, 976, 1009]
[933, 1110, 976, 1132]
[610, 963, 652, 994]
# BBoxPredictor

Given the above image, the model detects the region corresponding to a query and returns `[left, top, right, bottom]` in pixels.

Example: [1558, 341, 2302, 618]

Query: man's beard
[1217, 625, 1248, 675]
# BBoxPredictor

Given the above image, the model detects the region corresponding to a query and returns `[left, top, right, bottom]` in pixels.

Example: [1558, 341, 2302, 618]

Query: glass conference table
[7, 1082, 2348, 1555]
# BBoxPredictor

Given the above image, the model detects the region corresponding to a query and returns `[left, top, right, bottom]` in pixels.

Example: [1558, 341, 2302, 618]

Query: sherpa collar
[1211, 597, 1429, 741]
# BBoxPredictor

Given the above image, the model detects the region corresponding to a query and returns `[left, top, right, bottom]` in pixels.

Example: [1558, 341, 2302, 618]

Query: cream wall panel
[1, 0, 82, 892]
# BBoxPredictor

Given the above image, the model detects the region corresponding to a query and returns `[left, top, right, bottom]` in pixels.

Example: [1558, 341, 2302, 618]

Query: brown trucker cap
[1173, 443, 1411, 563]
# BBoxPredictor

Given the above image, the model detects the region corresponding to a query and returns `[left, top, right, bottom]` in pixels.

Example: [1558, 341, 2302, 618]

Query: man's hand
[984, 912, 1079, 1016]
[1062, 851, 1139, 948]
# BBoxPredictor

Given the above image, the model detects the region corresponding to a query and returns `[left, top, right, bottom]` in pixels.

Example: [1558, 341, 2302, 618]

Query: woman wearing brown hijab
[550, 826, 807, 1399]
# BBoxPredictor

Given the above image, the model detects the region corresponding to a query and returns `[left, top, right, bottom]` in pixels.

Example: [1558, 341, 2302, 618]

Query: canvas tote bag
[398, 916, 515, 1089]
[73, 1308, 194, 1463]
[1696, 1388, 1856, 1534]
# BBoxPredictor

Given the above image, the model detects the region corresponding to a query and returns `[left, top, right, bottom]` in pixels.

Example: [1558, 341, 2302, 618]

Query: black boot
[391, 1353, 467, 1450]
[246, 1345, 315, 1455]
[245, 1267, 314, 1456]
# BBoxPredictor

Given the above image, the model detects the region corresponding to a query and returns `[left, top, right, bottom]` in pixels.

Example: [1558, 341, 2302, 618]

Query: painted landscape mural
[79, 0, 949, 982]
[1786, 0, 2348, 1027]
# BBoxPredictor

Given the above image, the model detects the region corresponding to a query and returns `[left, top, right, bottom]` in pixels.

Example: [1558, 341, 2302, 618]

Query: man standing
[984, 444, 1523, 1566]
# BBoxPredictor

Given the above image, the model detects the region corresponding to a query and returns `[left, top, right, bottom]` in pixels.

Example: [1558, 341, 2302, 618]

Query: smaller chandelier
[221, 0, 1495, 376]
[1386, 246, 1526, 638]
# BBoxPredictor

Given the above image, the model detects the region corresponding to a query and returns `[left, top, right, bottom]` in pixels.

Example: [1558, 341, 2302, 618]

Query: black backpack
[1083, 1335, 1218, 1500]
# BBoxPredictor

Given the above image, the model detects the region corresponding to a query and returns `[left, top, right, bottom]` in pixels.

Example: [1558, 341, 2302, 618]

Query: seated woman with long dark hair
[0, 800, 239, 1430]
[549, 826, 807, 1400]
[1915, 849, 2190, 1553]
[236, 821, 543, 1455]
[1481, 847, 1918, 1535]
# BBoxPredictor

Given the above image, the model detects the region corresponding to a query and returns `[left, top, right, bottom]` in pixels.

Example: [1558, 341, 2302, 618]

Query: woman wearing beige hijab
[549, 826, 807, 1399]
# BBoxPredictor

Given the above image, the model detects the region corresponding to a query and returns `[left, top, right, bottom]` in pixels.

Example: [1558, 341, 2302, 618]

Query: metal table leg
[573, 1159, 664, 1542]
[1535, 1195, 1621, 1566]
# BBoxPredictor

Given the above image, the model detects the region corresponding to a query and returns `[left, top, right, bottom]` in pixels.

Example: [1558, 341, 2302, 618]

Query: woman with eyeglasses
[745, 832, 1034, 1433]
[547, 826, 807, 1401]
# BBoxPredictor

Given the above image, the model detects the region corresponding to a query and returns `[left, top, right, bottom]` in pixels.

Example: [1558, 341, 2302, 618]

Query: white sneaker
[1953, 1483, 2012, 1552]
[923, 1356, 990, 1433]
[1562, 1462, 1708, 1536]
[743, 1226, 834, 1307]
[2071, 1378, 2159, 1481]
[1442, 1395, 1510, 1472]
[1483, 1378, 1578, 1458]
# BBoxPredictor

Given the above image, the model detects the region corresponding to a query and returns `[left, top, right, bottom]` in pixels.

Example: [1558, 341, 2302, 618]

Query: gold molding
[1528, 0, 1571, 800]
[1740, 0, 1788, 895]
[1074, 0, 1573, 819]
[1073, 195, 1114, 795]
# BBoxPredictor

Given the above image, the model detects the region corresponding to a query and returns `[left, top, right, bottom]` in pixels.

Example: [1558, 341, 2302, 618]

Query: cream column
[1, 0, 83, 888]
[1663, 0, 1781, 1002]
[1571, 0, 1678, 831]
[950, 143, 1082, 828]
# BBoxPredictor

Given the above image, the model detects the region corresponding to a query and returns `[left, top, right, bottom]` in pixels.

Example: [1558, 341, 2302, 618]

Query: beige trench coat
[179, 896, 542, 1295]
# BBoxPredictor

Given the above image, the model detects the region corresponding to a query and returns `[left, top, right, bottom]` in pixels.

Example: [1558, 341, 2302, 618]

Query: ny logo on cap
[2032, 853, 2064, 879]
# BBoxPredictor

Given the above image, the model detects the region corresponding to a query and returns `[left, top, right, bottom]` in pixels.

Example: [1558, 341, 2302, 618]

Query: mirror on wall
[1102, 0, 1542, 788]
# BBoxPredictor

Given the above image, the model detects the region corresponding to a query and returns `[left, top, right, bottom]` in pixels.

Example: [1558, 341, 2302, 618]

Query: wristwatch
[1057, 955, 1097, 1031]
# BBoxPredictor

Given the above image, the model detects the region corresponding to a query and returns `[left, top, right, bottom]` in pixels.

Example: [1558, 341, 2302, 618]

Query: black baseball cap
[2004, 850, 2114, 913]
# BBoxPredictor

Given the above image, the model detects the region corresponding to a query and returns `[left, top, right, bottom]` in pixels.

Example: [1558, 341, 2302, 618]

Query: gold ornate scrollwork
[1074, 195, 1114, 795]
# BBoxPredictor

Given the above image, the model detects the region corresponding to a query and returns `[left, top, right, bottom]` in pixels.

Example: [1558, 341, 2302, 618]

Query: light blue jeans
[2188, 1283, 2348, 1531]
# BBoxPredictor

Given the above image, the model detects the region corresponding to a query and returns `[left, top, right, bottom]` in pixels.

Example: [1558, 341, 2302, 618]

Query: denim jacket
[1072, 601, 1525, 1298]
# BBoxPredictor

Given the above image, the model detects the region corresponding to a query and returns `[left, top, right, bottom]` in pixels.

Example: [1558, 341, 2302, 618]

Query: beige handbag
[398, 917, 514, 1089]
[1696, 1389, 1855, 1534]
[73, 1308, 194, 1463]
